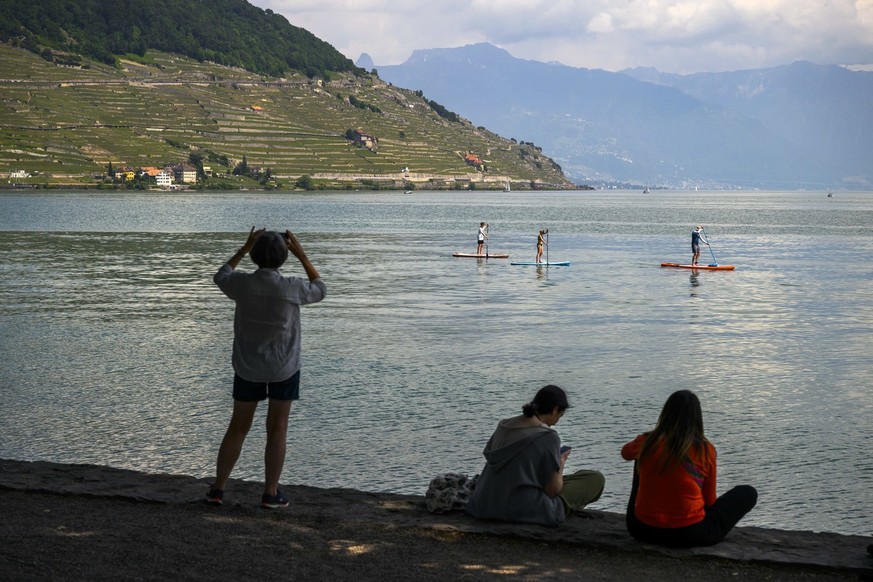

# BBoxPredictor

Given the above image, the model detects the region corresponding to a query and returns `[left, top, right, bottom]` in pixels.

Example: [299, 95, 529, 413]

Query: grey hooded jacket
[465, 419, 564, 526]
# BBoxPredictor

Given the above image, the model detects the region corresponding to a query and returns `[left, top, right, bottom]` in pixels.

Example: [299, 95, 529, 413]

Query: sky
[252, 0, 873, 74]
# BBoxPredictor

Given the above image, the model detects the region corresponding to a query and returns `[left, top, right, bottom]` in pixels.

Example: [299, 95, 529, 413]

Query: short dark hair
[522, 384, 569, 417]
[250, 231, 288, 268]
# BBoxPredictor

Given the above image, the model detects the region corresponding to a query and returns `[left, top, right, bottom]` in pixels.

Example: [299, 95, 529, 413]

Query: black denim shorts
[232, 370, 300, 402]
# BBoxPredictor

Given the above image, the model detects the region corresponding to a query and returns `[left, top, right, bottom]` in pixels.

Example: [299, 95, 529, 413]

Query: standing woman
[466, 385, 605, 526]
[535, 229, 547, 263]
[621, 390, 757, 547]
[208, 228, 326, 508]
[477, 222, 489, 255]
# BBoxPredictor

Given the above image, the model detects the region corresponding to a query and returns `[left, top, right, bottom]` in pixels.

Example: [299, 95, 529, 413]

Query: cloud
[587, 13, 615, 34]
[258, 0, 873, 73]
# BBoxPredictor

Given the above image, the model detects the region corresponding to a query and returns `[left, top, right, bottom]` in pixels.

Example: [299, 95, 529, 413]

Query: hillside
[0, 43, 572, 190]
[0, 0, 357, 78]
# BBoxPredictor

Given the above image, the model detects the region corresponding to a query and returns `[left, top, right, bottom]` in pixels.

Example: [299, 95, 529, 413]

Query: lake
[0, 189, 870, 536]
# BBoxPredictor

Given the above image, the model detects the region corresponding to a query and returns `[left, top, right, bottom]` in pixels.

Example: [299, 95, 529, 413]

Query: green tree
[232, 155, 248, 176]
[296, 175, 313, 190]
[188, 151, 205, 179]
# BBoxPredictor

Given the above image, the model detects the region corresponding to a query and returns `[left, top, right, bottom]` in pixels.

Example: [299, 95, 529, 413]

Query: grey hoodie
[465, 418, 564, 526]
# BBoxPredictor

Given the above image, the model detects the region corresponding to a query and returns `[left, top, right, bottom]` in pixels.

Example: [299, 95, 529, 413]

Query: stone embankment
[1, 458, 870, 580]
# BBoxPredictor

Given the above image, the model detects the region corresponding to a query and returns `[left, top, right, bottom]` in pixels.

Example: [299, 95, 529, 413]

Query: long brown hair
[638, 390, 711, 472]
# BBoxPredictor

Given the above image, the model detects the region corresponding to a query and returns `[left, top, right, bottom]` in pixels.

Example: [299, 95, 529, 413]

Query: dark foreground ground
[1, 460, 870, 581]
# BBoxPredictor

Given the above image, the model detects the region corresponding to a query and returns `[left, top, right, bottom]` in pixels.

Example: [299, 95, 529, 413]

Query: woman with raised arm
[207, 228, 326, 509]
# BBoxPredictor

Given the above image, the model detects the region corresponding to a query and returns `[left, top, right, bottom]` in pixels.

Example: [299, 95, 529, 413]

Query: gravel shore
[1, 460, 870, 581]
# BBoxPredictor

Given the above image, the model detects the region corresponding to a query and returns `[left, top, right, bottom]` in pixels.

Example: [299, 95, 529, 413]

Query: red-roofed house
[464, 153, 483, 169]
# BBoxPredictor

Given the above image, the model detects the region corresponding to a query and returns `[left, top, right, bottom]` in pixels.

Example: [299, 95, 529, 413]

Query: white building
[156, 171, 173, 187]
[9, 169, 30, 179]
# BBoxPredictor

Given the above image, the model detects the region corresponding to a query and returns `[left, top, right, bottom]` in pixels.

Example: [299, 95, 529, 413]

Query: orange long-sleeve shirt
[621, 433, 717, 528]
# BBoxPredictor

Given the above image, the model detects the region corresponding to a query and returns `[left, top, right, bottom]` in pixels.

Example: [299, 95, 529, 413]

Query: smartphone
[560, 445, 571, 454]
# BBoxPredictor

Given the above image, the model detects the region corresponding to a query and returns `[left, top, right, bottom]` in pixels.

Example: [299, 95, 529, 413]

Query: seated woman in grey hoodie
[466, 385, 605, 526]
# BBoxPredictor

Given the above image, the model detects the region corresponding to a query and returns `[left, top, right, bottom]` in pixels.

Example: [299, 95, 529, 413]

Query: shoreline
[0, 183, 587, 192]
[1, 459, 870, 581]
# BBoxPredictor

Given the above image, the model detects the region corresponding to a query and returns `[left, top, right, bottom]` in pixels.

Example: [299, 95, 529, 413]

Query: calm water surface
[0, 190, 871, 536]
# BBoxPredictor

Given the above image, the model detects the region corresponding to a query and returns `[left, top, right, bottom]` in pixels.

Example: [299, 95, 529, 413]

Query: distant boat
[404, 190, 413, 194]
[643, 184, 650, 193]
[504, 182, 511, 192]
[827, 192, 834, 198]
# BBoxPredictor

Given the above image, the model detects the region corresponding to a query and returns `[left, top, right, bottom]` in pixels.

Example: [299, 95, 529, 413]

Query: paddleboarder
[691, 226, 709, 266]
[536, 229, 548, 263]
[477, 222, 489, 255]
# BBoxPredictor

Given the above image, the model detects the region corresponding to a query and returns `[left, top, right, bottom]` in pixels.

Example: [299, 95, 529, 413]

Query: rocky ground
[1, 459, 870, 581]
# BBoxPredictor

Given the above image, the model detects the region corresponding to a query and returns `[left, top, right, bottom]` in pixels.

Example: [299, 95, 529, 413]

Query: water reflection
[0, 192, 871, 536]
[689, 272, 701, 293]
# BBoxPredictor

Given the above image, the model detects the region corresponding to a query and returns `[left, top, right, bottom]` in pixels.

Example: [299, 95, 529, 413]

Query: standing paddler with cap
[691, 225, 709, 266]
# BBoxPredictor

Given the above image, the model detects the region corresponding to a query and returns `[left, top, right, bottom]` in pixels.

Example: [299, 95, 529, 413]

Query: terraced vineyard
[0, 44, 572, 189]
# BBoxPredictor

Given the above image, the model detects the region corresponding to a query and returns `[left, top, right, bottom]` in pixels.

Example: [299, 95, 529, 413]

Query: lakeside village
[8, 163, 209, 190]
[6, 160, 270, 191]
[3, 129, 400, 191]
[3, 129, 582, 191]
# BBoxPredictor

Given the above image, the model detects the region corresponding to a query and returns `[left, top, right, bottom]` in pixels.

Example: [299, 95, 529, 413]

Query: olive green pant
[559, 469, 606, 515]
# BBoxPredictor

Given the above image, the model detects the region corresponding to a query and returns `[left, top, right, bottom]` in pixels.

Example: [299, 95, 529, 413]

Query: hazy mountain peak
[403, 42, 513, 66]
[356, 52, 375, 70]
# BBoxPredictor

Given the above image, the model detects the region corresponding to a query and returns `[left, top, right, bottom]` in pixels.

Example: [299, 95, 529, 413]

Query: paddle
[544, 228, 550, 265]
[701, 228, 719, 266]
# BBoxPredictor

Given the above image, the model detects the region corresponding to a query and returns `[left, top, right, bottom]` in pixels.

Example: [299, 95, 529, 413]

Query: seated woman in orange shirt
[621, 390, 757, 547]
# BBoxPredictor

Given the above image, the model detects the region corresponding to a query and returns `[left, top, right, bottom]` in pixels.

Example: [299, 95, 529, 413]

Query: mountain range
[373, 43, 873, 190]
[4, 0, 869, 191]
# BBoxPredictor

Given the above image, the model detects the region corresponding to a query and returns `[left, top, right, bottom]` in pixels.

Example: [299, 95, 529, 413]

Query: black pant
[625, 468, 758, 548]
